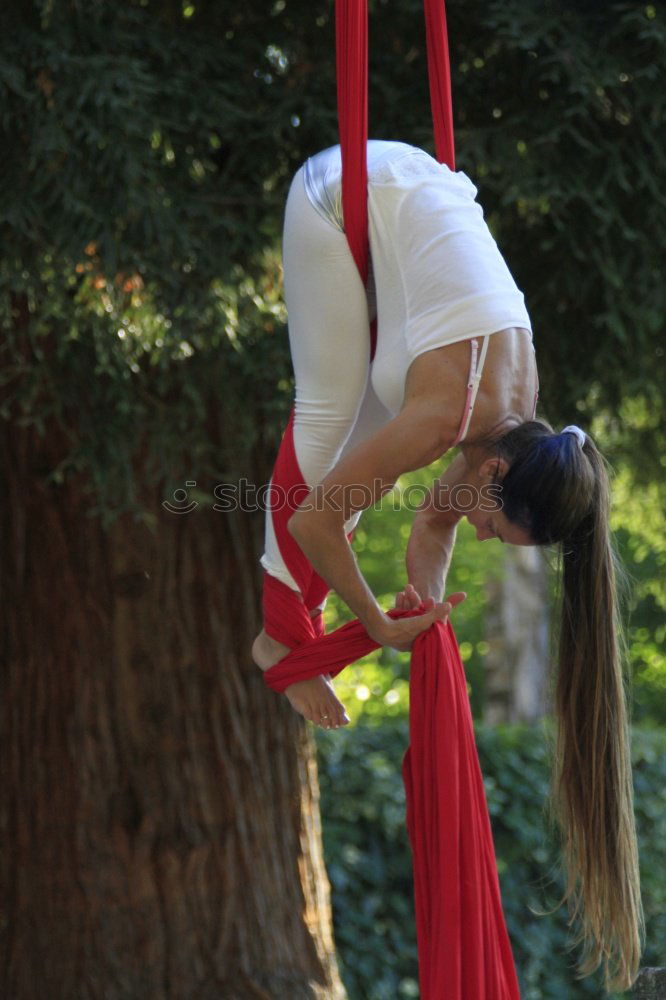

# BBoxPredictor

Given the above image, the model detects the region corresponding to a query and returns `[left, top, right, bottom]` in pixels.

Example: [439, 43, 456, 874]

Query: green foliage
[1, 0, 303, 525]
[0, 247, 290, 525]
[1, 0, 664, 524]
[608, 453, 666, 725]
[316, 719, 666, 1000]
[454, 1, 666, 424]
[317, 723, 420, 998]
[1, 2, 279, 282]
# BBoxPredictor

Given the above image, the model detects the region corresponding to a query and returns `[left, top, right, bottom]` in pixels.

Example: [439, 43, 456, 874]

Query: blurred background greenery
[316, 720, 666, 1000]
[1, 0, 664, 996]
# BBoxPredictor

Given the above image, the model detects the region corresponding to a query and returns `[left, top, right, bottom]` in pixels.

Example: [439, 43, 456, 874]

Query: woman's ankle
[252, 629, 290, 671]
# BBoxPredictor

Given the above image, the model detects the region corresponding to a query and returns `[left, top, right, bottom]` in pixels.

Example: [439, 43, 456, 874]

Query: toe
[322, 681, 343, 726]
[307, 708, 322, 728]
[328, 697, 345, 729]
[309, 701, 322, 727]
[330, 703, 343, 728]
[319, 704, 333, 729]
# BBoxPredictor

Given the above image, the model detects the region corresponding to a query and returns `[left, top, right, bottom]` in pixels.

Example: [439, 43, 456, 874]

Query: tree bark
[633, 968, 666, 999]
[483, 546, 550, 725]
[0, 419, 346, 999]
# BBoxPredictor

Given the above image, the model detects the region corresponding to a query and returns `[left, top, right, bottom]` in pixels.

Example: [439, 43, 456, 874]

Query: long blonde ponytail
[485, 421, 644, 991]
[552, 438, 644, 991]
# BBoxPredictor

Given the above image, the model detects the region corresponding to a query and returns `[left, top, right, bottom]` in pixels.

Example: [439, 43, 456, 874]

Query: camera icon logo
[162, 481, 198, 514]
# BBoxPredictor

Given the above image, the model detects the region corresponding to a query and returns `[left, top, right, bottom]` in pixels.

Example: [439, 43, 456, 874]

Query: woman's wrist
[363, 607, 393, 645]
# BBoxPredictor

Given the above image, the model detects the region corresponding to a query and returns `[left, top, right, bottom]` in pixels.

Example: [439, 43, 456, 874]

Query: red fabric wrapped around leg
[267, 407, 331, 614]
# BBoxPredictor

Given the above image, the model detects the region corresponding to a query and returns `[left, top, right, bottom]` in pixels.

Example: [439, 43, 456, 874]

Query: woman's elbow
[287, 510, 304, 540]
[288, 508, 317, 542]
[288, 506, 341, 544]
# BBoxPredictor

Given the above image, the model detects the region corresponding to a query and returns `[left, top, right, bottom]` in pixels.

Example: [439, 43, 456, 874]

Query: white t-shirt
[303, 140, 533, 415]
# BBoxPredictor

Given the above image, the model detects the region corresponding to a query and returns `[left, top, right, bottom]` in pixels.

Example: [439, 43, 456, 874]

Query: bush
[316, 720, 666, 1000]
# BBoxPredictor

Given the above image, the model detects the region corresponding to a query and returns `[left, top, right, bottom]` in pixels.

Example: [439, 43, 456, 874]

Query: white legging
[260, 167, 391, 592]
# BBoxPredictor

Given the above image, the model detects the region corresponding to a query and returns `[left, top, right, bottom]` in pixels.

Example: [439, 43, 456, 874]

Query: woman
[253, 139, 540, 721]
[252, 140, 643, 991]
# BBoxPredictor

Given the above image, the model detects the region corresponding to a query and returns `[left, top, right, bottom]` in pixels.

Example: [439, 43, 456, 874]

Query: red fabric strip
[402, 621, 521, 998]
[335, 0, 377, 359]
[423, 0, 456, 169]
[262, 572, 320, 649]
[266, 407, 332, 623]
[269, 407, 317, 600]
[336, 0, 369, 286]
[264, 604, 419, 693]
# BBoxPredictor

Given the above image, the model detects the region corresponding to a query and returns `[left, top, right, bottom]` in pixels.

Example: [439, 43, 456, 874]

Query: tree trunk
[0, 420, 346, 999]
[633, 968, 666, 999]
[483, 546, 550, 725]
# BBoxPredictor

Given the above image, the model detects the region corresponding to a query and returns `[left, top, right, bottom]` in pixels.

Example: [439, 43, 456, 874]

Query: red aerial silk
[423, 0, 456, 169]
[261, 1, 521, 996]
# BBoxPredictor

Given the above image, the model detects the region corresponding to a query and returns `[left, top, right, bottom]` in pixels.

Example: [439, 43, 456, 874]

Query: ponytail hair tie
[561, 424, 586, 449]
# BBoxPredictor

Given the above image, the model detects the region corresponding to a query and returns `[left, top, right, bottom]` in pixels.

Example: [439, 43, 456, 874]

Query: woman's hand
[394, 582, 425, 611]
[372, 588, 467, 652]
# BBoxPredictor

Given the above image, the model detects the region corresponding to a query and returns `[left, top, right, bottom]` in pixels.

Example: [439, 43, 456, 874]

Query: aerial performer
[252, 138, 545, 704]
[251, 138, 643, 993]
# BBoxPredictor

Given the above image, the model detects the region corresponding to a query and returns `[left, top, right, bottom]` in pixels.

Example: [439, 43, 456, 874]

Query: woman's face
[465, 506, 535, 546]
[463, 454, 535, 546]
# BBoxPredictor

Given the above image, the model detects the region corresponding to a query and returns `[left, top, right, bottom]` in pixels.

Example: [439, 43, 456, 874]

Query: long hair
[487, 419, 644, 992]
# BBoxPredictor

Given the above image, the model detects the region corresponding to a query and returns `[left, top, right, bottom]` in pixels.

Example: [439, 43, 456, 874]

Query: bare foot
[284, 675, 350, 730]
[251, 628, 349, 729]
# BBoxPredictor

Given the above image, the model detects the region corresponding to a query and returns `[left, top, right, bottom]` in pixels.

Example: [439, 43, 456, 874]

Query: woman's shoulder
[402, 330, 537, 446]
[402, 341, 476, 446]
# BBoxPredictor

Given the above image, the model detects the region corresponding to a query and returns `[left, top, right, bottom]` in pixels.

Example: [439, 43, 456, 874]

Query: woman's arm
[406, 519, 458, 603]
[406, 452, 467, 601]
[289, 398, 457, 649]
